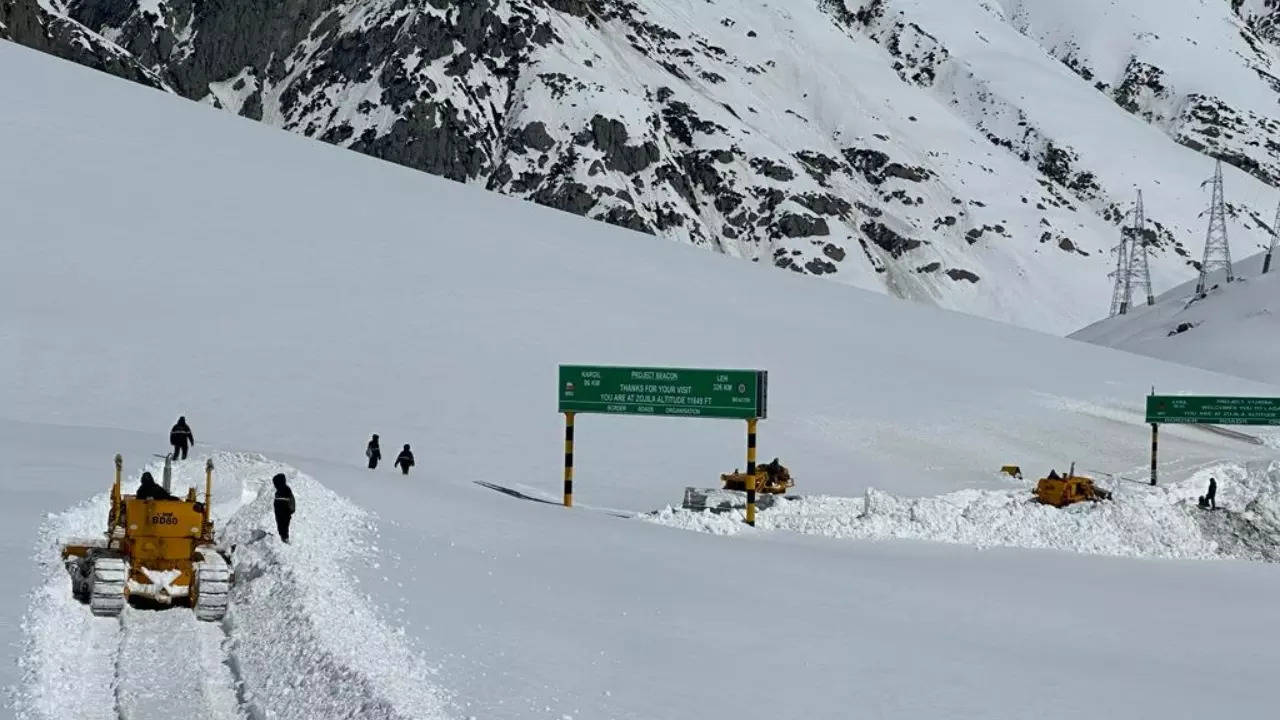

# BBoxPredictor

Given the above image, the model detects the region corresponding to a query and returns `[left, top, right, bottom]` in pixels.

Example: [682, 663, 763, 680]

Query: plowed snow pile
[649, 462, 1280, 561]
[10, 452, 451, 720]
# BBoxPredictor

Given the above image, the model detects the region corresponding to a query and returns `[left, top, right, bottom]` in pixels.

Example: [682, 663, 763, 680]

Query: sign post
[745, 418, 759, 525]
[563, 412, 575, 507]
[1145, 393, 1280, 485]
[559, 365, 768, 524]
[1150, 423, 1158, 486]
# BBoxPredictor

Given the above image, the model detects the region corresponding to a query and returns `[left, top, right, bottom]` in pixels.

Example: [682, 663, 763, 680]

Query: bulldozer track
[88, 556, 127, 618]
[194, 547, 232, 622]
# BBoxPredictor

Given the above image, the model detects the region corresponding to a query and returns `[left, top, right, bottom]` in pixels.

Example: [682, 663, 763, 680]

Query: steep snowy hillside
[6, 0, 1280, 333]
[5, 41, 1280, 720]
[1074, 252, 1280, 383]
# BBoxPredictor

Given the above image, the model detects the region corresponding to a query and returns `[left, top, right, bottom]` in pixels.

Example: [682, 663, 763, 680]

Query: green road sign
[1146, 395, 1280, 425]
[559, 365, 767, 419]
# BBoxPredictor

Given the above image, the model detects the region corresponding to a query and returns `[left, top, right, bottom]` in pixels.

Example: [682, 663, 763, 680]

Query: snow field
[10, 451, 451, 720]
[647, 461, 1280, 561]
[6, 41, 1280, 720]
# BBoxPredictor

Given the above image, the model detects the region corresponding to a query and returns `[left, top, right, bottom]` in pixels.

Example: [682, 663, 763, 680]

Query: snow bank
[221, 467, 452, 720]
[647, 463, 1280, 561]
[11, 494, 118, 720]
[10, 452, 452, 720]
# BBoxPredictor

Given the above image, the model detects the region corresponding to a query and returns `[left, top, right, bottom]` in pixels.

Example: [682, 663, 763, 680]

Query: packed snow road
[10, 452, 450, 720]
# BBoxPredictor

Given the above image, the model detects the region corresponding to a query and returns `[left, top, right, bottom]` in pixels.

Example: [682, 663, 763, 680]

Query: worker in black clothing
[394, 444, 414, 475]
[1206, 476, 1217, 510]
[169, 416, 195, 460]
[366, 434, 381, 469]
[272, 473, 295, 543]
[135, 471, 176, 500]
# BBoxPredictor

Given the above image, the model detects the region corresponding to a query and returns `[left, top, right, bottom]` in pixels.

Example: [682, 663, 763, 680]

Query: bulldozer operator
[135, 471, 176, 500]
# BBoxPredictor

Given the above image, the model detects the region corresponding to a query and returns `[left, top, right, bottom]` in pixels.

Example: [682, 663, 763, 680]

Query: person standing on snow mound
[366, 434, 381, 469]
[169, 416, 195, 460]
[272, 473, 295, 543]
[394, 444, 414, 475]
[1206, 476, 1218, 510]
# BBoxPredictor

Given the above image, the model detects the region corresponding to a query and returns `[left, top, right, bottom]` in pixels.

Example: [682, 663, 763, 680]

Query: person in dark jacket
[1206, 476, 1217, 510]
[366, 434, 381, 469]
[272, 473, 295, 543]
[169, 416, 195, 460]
[394, 444, 414, 475]
[135, 471, 176, 500]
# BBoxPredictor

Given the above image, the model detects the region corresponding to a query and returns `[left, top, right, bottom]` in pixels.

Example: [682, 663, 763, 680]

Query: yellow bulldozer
[720, 457, 794, 494]
[61, 454, 232, 620]
[1033, 463, 1112, 508]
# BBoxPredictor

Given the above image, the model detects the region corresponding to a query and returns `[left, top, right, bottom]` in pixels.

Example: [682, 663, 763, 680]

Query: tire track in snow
[114, 608, 243, 720]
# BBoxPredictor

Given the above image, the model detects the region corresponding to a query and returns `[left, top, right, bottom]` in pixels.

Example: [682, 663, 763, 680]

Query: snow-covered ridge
[1073, 254, 1280, 384]
[6, 0, 1280, 332]
[10, 452, 451, 720]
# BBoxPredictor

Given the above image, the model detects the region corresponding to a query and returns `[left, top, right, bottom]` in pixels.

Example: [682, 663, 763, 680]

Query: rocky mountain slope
[5, 0, 1280, 334]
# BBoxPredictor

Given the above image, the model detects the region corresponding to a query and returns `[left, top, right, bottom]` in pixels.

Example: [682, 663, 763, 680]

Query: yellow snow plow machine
[61, 454, 232, 620]
[720, 458, 795, 494]
[683, 459, 795, 513]
[1033, 464, 1112, 508]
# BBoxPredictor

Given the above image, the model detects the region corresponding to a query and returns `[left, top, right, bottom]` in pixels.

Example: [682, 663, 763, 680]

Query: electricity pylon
[1195, 160, 1234, 296]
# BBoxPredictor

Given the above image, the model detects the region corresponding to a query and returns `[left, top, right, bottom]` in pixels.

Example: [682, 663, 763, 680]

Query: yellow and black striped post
[1150, 423, 1158, 486]
[563, 412, 575, 507]
[745, 418, 758, 526]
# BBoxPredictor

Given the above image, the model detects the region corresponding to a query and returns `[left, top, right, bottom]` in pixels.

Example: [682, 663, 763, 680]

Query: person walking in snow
[169, 416, 195, 460]
[394, 444, 415, 475]
[366, 434, 382, 470]
[1205, 476, 1217, 510]
[272, 473, 295, 543]
[135, 471, 175, 500]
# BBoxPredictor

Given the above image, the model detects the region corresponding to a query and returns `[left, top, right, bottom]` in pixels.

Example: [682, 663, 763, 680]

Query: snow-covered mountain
[5, 0, 1280, 333]
[1074, 251, 1280, 384]
[6, 38, 1280, 720]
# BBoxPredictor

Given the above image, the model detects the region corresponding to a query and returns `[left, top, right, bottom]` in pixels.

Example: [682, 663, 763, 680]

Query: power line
[1108, 219, 1131, 316]
[1195, 159, 1234, 296]
[1108, 189, 1154, 316]
[1126, 189, 1154, 306]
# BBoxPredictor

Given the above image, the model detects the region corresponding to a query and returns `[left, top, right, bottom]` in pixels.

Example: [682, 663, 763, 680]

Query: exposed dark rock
[589, 114, 660, 174]
[945, 268, 980, 283]
[804, 257, 837, 275]
[750, 157, 795, 182]
[862, 221, 922, 258]
[775, 213, 830, 238]
[521, 122, 556, 152]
